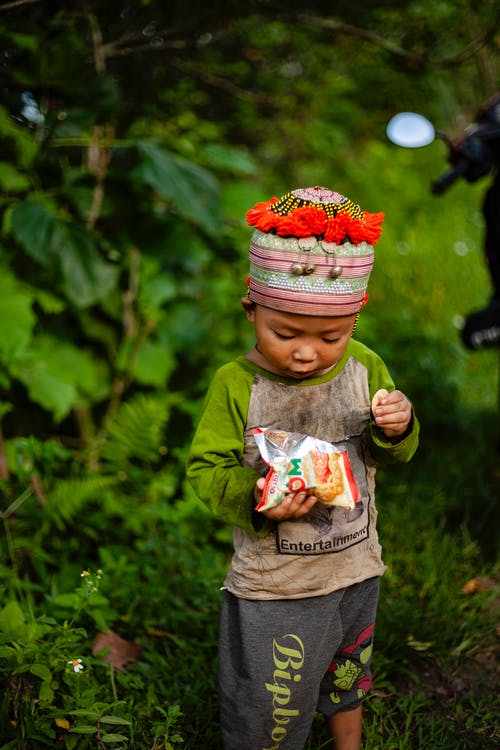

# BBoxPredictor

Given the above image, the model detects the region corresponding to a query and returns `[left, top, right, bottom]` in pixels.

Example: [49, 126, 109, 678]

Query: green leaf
[0, 161, 31, 192]
[48, 593, 80, 609]
[64, 734, 80, 750]
[78, 310, 118, 351]
[134, 141, 221, 235]
[11, 200, 56, 266]
[11, 361, 76, 422]
[201, 143, 257, 175]
[68, 710, 99, 718]
[90, 610, 111, 633]
[0, 106, 38, 167]
[69, 725, 98, 734]
[0, 402, 12, 420]
[11, 200, 119, 307]
[100, 716, 131, 726]
[33, 289, 66, 314]
[39, 680, 55, 703]
[34, 335, 109, 400]
[30, 663, 53, 681]
[64, 734, 79, 750]
[140, 272, 177, 309]
[0, 600, 51, 644]
[10, 32, 39, 51]
[53, 221, 119, 308]
[132, 339, 176, 387]
[0, 268, 35, 360]
[0, 601, 25, 636]
[10, 334, 111, 420]
[101, 734, 129, 743]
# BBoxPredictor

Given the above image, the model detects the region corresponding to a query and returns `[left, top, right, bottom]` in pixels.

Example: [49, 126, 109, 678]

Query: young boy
[187, 186, 419, 750]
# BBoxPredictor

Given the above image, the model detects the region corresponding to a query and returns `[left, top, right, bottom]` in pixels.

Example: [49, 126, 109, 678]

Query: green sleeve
[368, 413, 420, 464]
[186, 362, 272, 536]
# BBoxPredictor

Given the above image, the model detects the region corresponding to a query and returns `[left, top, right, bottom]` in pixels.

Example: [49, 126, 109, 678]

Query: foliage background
[0, 1, 498, 748]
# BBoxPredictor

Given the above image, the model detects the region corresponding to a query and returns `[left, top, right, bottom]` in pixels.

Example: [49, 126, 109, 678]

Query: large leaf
[139, 272, 177, 310]
[134, 141, 221, 236]
[201, 144, 257, 175]
[11, 361, 76, 422]
[0, 106, 38, 168]
[10, 200, 56, 266]
[0, 162, 31, 193]
[0, 600, 50, 643]
[11, 200, 119, 307]
[9, 335, 110, 421]
[132, 339, 176, 387]
[0, 600, 25, 636]
[0, 268, 36, 361]
[53, 221, 119, 308]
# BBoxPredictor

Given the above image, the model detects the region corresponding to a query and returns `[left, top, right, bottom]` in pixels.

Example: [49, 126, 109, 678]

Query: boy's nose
[293, 344, 316, 362]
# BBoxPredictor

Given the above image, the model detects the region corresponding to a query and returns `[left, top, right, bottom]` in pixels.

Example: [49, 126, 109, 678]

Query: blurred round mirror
[386, 112, 435, 148]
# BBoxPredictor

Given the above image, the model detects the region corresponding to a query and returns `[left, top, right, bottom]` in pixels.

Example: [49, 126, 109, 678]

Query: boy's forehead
[258, 305, 355, 331]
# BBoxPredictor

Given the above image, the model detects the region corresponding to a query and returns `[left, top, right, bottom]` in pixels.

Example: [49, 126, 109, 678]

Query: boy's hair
[246, 186, 384, 316]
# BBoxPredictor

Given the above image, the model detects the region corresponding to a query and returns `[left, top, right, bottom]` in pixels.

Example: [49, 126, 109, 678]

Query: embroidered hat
[246, 185, 384, 316]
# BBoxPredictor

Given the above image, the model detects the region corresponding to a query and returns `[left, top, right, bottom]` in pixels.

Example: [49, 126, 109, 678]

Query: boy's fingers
[371, 388, 389, 411]
[264, 491, 317, 520]
[290, 493, 317, 517]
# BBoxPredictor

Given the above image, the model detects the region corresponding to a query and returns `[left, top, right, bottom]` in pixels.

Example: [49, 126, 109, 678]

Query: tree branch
[101, 36, 187, 59]
[87, 7, 106, 76]
[85, 124, 113, 229]
[169, 57, 275, 105]
[297, 14, 490, 69]
[0, 0, 42, 11]
[84, 10, 112, 230]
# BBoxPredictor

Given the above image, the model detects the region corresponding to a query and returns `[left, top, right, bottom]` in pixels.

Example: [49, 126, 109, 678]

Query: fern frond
[46, 475, 118, 525]
[99, 393, 170, 471]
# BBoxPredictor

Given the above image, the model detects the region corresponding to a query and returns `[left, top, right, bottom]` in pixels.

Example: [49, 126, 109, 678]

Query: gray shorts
[218, 577, 379, 750]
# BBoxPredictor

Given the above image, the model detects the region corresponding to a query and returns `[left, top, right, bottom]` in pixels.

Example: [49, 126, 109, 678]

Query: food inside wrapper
[253, 428, 359, 512]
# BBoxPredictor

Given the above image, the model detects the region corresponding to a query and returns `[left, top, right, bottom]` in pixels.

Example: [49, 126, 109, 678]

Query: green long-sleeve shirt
[187, 339, 419, 599]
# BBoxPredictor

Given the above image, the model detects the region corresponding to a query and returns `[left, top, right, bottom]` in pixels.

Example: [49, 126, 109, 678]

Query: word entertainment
[278, 526, 368, 554]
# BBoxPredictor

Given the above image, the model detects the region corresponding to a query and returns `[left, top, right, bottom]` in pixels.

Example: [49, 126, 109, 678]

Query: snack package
[253, 428, 359, 512]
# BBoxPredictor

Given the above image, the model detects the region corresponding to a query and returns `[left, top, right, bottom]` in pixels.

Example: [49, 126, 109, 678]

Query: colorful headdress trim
[247, 188, 384, 245]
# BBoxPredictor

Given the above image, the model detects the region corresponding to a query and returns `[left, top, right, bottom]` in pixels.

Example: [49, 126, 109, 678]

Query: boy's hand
[371, 389, 413, 438]
[254, 477, 318, 520]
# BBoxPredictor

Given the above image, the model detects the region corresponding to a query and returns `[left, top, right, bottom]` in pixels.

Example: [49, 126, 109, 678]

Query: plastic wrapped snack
[253, 428, 359, 512]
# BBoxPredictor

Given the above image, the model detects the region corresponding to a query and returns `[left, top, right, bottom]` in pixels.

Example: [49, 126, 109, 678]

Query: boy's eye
[323, 338, 339, 344]
[274, 331, 294, 340]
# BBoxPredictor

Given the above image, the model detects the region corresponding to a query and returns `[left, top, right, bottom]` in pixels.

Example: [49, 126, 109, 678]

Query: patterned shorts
[218, 576, 380, 750]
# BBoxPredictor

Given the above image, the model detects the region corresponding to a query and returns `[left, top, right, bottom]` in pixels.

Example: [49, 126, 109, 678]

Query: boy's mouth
[286, 365, 332, 379]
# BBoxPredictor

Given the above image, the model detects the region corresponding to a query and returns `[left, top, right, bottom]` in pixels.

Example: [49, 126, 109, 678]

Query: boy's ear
[241, 297, 256, 322]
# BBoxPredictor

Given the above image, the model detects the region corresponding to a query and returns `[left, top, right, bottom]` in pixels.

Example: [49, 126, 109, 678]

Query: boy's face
[242, 300, 356, 380]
